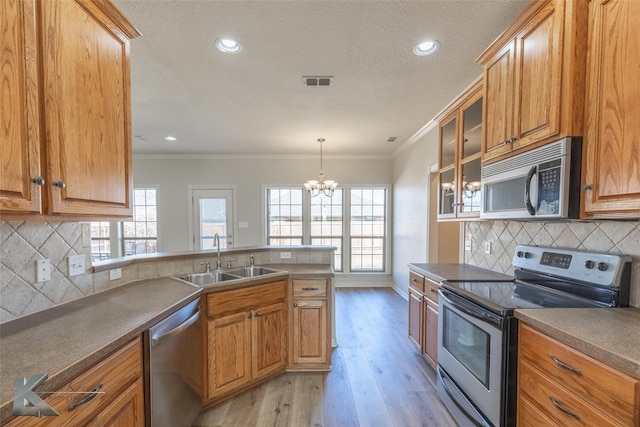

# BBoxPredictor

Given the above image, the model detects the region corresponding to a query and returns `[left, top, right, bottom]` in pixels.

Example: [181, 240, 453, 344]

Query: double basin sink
[176, 266, 281, 287]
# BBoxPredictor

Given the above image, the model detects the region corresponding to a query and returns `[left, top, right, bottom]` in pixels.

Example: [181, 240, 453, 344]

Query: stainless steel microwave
[480, 137, 582, 220]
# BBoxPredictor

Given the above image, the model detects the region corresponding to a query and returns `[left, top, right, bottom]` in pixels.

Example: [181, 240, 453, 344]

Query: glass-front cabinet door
[438, 114, 458, 218]
[436, 78, 483, 220]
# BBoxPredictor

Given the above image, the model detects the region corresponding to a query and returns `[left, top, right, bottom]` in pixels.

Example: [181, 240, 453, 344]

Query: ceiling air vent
[387, 136, 398, 143]
[302, 76, 333, 86]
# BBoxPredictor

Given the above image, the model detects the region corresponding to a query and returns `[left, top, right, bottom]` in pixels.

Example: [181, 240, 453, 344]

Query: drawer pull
[549, 396, 580, 420]
[550, 355, 582, 376]
[301, 287, 319, 291]
[68, 383, 103, 411]
[430, 288, 437, 293]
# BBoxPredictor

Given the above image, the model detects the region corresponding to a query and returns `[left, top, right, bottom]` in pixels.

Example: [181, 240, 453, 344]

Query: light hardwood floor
[193, 287, 457, 427]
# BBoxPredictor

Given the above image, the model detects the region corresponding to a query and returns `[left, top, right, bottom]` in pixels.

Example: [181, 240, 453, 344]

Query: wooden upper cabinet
[0, 0, 140, 219]
[478, 0, 587, 163]
[0, 0, 42, 214]
[581, 0, 640, 219]
[483, 40, 516, 160]
[436, 78, 483, 220]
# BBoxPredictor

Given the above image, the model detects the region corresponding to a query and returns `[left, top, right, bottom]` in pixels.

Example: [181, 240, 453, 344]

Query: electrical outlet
[485, 241, 492, 254]
[465, 239, 472, 251]
[36, 259, 51, 282]
[68, 254, 86, 276]
[109, 268, 122, 280]
[280, 252, 292, 259]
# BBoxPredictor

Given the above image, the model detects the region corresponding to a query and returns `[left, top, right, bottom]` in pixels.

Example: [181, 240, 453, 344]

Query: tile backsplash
[0, 221, 333, 323]
[465, 220, 640, 307]
[0, 221, 95, 322]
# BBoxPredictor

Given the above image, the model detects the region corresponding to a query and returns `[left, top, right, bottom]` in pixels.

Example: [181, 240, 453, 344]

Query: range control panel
[512, 245, 631, 287]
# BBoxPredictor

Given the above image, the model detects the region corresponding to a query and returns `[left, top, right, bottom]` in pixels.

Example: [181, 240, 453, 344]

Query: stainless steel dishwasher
[145, 298, 202, 427]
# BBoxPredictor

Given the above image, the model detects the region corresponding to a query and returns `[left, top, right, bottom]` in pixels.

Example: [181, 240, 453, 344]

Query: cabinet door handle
[430, 288, 437, 294]
[68, 383, 103, 411]
[248, 312, 252, 319]
[509, 136, 517, 143]
[550, 355, 581, 376]
[583, 184, 592, 191]
[254, 311, 259, 317]
[32, 176, 45, 185]
[301, 287, 318, 291]
[549, 396, 580, 420]
[293, 303, 298, 307]
[53, 180, 66, 188]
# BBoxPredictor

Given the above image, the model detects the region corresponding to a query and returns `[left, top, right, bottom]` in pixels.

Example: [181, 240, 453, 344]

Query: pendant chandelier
[304, 138, 338, 197]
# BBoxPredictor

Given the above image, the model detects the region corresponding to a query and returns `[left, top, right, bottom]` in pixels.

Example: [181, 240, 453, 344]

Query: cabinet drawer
[423, 277, 439, 304]
[519, 361, 622, 426]
[208, 281, 286, 318]
[292, 279, 327, 298]
[519, 324, 639, 425]
[409, 271, 425, 292]
[7, 338, 142, 427]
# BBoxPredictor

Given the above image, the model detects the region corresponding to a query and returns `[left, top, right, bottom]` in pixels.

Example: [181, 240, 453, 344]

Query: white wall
[391, 128, 439, 297]
[133, 156, 393, 252]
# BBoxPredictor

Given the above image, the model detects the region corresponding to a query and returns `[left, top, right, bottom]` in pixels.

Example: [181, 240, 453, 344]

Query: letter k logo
[13, 374, 59, 418]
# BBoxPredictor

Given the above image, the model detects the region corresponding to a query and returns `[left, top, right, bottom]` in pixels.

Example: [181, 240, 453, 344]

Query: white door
[192, 189, 234, 250]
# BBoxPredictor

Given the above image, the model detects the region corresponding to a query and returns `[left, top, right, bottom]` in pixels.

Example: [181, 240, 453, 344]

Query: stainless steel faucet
[250, 255, 254, 266]
[214, 233, 222, 270]
[200, 261, 211, 273]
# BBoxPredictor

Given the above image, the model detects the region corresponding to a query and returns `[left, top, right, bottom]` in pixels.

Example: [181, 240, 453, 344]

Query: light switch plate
[110, 268, 122, 281]
[36, 259, 51, 282]
[238, 221, 249, 229]
[68, 254, 86, 276]
[485, 241, 492, 254]
[280, 252, 292, 259]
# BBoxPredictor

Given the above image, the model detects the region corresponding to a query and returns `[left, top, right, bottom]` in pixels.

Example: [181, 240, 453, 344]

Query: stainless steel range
[436, 245, 632, 427]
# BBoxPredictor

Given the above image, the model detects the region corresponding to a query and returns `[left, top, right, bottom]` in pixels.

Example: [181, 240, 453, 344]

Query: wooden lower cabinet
[204, 281, 287, 403]
[408, 286, 423, 349]
[85, 378, 144, 427]
[408, 271, 439, 368]
[291, 299, 328, 365]
[5, 338, 144, 427]
[424, 299, 438, 365]
[518, 324, 640, 426]
[289, 279, 331, 370]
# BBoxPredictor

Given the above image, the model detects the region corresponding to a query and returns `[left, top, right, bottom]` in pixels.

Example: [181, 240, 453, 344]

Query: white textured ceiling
[114, 0, 530, 156]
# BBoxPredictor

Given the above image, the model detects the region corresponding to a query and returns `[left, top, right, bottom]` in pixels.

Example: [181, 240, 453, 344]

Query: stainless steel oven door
[438, 289, 505, 427]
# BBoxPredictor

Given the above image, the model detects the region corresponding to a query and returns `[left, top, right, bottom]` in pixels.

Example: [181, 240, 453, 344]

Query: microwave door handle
[525, 165, 537, 215]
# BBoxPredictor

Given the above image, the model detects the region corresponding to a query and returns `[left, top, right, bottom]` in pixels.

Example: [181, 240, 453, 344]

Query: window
[90, 188, 158, 261]
[267, 188, 303, 245]
[123, 188, 158, 256]
[350, 188, 386, 272]
[90, 222, 111, 262]
[265, 186, 388, 273]
[310, 190, 343, 271]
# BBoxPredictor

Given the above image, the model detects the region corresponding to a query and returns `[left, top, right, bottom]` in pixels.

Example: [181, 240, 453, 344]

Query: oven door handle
[524, 165, 537, 216]
[440, 289, 503, 329]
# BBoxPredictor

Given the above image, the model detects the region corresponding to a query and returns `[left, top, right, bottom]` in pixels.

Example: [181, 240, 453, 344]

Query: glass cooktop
[441, 280, 604, 316]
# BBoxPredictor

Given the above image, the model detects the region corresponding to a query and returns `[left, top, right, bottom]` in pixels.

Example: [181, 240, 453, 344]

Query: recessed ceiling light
[413, 40, 439, 56]
[164, 136, 177, 141]
[215, 37, 242, 54]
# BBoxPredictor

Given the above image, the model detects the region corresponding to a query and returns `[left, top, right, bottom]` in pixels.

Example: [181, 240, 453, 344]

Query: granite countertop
[515, 307, 640, 379]
[0, 277, 201, 422]
[408, 263, 513, 283]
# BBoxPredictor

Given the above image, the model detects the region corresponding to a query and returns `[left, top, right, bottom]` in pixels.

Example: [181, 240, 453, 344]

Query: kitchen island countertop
[515, 307, 640, 379]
